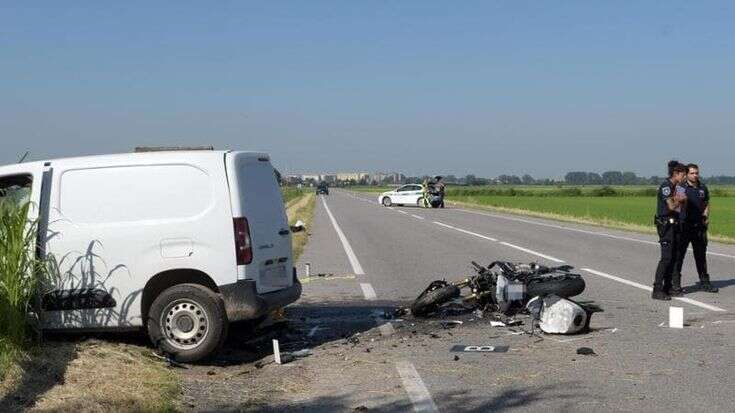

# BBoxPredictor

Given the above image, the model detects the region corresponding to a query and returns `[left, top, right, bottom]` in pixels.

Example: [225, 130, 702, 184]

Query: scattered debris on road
[576, 347, 597, 356]
[290, 219, 306, 232]
[450, 345, 510, 353]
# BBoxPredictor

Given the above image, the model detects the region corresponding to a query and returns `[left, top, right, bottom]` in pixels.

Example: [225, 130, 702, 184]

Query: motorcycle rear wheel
[526, 273, 586, 298]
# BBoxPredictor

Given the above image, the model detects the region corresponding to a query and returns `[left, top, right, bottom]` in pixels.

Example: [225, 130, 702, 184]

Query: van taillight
[233, 217, 253, 265]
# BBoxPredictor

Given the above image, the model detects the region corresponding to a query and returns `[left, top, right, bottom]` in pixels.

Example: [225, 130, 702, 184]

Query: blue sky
[2, 1, 734, 178]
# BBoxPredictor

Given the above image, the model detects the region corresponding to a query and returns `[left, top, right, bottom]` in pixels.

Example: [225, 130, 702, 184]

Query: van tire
[147, 283, 228, 363]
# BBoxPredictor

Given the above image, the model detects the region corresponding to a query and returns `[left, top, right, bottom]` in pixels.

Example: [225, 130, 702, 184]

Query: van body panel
[42, 152, 236, 329]
[226, 153, 292, 294]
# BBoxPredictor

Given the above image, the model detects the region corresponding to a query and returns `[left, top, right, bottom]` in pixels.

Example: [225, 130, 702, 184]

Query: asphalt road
[287, 189, 735, 412]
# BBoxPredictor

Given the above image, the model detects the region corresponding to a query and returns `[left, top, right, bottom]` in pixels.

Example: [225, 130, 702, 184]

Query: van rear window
[59, 165, 214, 224]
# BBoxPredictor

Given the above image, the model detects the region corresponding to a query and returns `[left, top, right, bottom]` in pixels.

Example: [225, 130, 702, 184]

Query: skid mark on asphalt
[583, 268, 726, 312]
[456, 208, 735, 260]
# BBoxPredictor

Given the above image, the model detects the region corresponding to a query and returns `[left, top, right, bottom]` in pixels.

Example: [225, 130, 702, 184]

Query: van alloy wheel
[161, 298, 210, 350]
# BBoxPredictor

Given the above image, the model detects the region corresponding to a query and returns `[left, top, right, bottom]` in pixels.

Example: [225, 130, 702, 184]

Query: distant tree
[465, 174, 477, 185]
[522, 174, 535, 185]
[622, 171, 638, 185]
[565, 172, 588, 185]
[587, 172, 602, 185]
[602, 171, 624, 185]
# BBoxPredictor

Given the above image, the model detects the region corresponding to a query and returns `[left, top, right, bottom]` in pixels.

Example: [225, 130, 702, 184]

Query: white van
[0, 149, 301, 361]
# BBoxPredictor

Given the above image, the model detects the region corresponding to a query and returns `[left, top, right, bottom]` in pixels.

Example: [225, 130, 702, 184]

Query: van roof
[0, 150, 271, 173]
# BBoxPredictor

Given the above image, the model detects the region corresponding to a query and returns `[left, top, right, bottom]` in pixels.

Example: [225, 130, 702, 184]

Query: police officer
[672, 163, 718, 293]
[652, 161, 688, 300]
[434, 176, 446, 208]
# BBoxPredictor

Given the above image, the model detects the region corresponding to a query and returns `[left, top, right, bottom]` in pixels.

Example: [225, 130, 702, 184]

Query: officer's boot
[669, 273, 684, 297]
[651, 290, 671, 301]
[698, 276, 719, 293]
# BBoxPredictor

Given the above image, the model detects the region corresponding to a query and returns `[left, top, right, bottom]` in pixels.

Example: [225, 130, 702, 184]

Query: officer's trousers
[654, 222, 681, 292]
[674, 223, 709, 283]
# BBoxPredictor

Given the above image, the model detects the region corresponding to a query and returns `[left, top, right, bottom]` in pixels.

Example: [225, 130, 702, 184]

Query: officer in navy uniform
[672, 163, 718, 293]
[652, 161, 688, 300]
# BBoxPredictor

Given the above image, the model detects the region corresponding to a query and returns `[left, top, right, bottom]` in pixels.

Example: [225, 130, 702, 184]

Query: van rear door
[226, 152, 292, 294]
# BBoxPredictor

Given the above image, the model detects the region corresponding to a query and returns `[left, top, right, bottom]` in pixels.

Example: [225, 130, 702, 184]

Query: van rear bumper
[219, 273, 302, 322]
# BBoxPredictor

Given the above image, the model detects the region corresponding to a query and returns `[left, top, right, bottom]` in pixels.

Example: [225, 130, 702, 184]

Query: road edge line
[321, 197, 365, 275]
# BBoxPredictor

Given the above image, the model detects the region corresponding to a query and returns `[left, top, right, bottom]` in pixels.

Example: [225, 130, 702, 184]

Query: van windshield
[0, 175, 32, 207]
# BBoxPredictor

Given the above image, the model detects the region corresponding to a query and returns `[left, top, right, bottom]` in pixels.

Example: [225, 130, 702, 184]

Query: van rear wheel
[147, 283, 228, 363]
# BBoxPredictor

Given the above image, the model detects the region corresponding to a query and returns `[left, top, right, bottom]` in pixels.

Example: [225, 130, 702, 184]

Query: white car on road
[378, 184, 424, 207]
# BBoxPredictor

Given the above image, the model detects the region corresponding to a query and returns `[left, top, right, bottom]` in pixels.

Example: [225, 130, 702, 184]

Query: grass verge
[1, 339, 180, 412]
[287, 193, 316, 261]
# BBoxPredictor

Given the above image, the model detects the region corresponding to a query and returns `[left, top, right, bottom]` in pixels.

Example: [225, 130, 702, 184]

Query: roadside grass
[287, 193, 316, 261]
[282, 187, 307, 206]
[27, 340, 179, 412]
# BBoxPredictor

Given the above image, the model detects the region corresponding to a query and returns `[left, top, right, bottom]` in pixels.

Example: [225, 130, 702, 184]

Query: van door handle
[279, 229, 290, 236]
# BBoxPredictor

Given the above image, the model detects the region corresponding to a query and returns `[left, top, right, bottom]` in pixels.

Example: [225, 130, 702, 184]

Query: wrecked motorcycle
[411, 261, 586, 317]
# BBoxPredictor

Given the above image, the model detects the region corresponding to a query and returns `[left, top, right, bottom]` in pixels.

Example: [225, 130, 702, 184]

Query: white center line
[321, 197, 365, 275]
[411, 214, 425, 220]
[396, 361, 438, 413]
[499, 241, 565, 263]
[582, 268, 726, 312]
[398, 210, 408, 215]
[360, 283, 377, 300]
[433, 221, 498, 242]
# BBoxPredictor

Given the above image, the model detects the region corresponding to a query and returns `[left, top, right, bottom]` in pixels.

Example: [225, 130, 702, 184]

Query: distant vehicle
[316, 182, 329, 195]
[378, 184, 424, 207]
[0, 149, 301, 362]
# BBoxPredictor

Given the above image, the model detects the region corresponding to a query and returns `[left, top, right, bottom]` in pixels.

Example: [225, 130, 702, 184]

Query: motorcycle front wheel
[411, 283, 461, 317]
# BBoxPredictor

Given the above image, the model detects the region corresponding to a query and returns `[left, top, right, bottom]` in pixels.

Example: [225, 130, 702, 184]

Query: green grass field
[282, 187, 307, 205]
[349, 185, 735, 241]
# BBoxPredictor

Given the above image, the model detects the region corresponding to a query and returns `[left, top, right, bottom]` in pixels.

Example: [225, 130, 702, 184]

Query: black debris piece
[576, 347, 597, 356]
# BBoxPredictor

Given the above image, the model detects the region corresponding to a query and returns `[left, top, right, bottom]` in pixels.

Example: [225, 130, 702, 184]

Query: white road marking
[321, 197, 365, 275]
[433, 221, 498, 242]
[360, 283, 377, 300]
[398, 210, 408, 215]
[411, 214, 425, 220]
[396, 361, 438, 413]
[582, 268, 726, 312]
[379, 323, 396, 335]
[499, 241, 565, 263]
[457, 208, 735, 260]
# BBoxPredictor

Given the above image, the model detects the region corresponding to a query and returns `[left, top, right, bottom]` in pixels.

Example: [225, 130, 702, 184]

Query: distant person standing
[652, 161, 688, 300]
[673, 164, 718, 293]
[434, 176, 446, 208]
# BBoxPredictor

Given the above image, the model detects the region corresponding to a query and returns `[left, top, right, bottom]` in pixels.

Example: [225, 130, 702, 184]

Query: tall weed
[0, 200, 48, 377]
